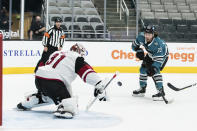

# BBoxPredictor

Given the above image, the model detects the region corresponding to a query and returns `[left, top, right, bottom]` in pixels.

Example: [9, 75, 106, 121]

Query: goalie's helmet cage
[70, 43, 88, 57]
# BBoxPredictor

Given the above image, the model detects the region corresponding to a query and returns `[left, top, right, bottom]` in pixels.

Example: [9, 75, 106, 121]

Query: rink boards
[3, 41, 197, 74]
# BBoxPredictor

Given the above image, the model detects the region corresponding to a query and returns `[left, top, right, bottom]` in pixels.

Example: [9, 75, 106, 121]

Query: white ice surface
[1, 73, 197, 131]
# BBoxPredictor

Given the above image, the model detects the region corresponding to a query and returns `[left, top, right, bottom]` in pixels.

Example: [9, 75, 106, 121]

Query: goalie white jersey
[36, 50, 101, 95]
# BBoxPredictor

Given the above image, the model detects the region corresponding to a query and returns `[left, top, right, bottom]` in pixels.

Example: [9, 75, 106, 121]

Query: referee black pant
[34, 45, 58, 73]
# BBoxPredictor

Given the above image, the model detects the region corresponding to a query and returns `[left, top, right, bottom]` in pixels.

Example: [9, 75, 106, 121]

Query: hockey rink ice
[2, 73, 197, 131]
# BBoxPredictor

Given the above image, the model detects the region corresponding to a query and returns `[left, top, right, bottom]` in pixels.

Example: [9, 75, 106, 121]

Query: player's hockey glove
[94, 80, 107, 101]
[136, 48, 145, 60]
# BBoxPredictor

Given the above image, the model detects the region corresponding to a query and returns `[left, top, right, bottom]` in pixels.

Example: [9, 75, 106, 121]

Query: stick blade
[167, 83, 180, 91]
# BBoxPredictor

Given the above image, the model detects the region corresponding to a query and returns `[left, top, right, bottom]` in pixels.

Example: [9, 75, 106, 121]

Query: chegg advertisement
[110, 44, 197, 66]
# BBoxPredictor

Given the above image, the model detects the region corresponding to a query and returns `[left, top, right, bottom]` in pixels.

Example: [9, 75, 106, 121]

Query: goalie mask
[70, 43, 88, 57]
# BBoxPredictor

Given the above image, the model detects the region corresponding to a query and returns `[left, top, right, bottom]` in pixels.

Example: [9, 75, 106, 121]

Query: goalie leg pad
[17, 92, 53, 110]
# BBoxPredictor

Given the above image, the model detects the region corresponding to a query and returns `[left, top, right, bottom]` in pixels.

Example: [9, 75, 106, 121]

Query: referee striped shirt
[42, 25, 65, 48]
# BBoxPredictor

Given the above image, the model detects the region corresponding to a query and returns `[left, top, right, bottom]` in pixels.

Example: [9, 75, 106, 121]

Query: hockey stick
[161, 95, 168, 104]
[86, 71, 119, 111]
[167, 82, 197, 91]
[159, 95, 174, 104]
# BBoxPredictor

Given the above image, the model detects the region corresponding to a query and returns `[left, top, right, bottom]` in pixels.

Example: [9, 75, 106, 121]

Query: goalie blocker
[17, 44, 108, 119]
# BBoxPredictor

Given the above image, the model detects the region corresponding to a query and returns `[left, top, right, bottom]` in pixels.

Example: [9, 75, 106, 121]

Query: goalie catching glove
[94, 78, 109, 101]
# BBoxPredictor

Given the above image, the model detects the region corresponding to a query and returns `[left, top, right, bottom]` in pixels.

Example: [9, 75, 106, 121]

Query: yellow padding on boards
[3, 67, 35, 74]
[3, 67, 197, 74]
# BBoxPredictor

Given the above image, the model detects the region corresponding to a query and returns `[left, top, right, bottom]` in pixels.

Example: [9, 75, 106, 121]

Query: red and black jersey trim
[75, 57, 96, 82]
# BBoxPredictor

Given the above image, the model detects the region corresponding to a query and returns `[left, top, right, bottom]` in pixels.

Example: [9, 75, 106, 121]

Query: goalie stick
[86, 71, 119, 111]
[167, 82, 197, 91]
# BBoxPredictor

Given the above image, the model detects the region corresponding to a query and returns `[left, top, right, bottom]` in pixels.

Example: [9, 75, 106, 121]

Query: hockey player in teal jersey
[132, 25, 169, 100]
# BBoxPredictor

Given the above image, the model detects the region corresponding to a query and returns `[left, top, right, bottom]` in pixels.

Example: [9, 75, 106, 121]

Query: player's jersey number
[46, 52, 66, 68]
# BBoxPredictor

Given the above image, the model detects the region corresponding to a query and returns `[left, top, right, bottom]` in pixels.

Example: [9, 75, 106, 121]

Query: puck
[117, 81, 122, 86]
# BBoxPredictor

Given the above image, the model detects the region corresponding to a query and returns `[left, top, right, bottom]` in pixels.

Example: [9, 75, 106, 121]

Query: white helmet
[70, 43, 88, 57]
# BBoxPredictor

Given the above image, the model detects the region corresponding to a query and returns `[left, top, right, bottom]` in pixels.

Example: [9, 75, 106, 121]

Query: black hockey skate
[152, 87, 165, 101]
[132, 87, 146, 97]
[54, 105, 74, 119]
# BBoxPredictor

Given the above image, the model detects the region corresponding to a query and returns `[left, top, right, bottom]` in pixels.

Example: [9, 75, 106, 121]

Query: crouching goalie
[17, 44, 107, 119]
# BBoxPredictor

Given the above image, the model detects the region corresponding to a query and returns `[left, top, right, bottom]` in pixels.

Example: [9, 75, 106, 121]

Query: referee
[34, 17, 65, 73]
